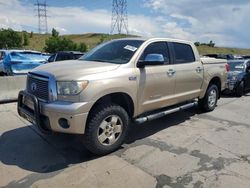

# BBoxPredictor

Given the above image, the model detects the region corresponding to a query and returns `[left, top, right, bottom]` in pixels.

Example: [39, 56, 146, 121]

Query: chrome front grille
[27, 73, 49, 101]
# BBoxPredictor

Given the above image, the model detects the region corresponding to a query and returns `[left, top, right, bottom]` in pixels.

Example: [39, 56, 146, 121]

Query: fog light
[59, 118, 70, 129]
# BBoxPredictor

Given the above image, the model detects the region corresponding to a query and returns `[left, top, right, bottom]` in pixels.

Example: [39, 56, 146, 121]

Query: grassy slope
[24, 32, 250, 55]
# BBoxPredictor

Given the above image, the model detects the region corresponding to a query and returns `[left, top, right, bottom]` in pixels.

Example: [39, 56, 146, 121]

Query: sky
[0, 0, 250, 48]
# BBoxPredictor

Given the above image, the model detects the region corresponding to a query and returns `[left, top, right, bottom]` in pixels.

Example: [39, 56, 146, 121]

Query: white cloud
[144, 0, 250, 48]
[0, 0, 160, 37]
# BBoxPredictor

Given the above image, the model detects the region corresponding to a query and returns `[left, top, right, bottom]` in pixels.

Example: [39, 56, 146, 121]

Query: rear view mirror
[137, 54, 165, 68]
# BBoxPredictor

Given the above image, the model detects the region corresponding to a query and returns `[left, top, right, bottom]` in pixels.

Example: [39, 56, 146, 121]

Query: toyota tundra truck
[18, 38, 228, 155]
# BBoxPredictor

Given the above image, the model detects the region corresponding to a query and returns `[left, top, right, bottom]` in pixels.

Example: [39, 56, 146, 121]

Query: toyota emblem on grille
[31, 82, 37, 92]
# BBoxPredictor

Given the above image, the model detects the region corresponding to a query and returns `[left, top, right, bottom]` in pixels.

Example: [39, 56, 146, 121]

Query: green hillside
[24, 32, 250, 55]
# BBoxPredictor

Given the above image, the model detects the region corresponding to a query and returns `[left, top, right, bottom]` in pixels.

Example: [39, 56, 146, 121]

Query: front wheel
[199, 84, 219, 112]
[83, 104, 129, 155]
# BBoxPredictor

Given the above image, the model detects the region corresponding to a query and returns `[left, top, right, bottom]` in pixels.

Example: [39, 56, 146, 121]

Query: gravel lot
[1, 94, 250, 188]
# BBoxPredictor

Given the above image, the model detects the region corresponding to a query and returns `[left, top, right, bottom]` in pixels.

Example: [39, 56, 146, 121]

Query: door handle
[167, 69, 176, 76]
[196, 67, 203, 73]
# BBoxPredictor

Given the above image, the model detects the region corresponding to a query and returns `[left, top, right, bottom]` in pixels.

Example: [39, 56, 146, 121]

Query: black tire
[235, 81, 244, 97]
[83, 103, 130, 155]
[198, 84, 219, 112]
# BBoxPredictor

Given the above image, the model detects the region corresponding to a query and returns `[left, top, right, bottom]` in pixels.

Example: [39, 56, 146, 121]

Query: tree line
[0, 28, 216, 52]
[0, 28, 87, 53]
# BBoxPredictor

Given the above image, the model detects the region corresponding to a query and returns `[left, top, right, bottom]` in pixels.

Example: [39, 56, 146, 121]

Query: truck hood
[33, 60, 120, 80]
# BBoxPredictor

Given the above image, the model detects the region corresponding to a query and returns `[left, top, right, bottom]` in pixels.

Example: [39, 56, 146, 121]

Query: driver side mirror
[137, 54, 165, 68]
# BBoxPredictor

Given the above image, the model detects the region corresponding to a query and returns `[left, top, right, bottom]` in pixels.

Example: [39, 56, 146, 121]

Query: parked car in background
[232, 54, 244, 60]
[203, 54, 230, 59]
[203, 54, 244, 60]
[2, 50, 47, 75]
[48, 51, 84, 62]
[226, 60, 250, 97]
[242, 55, 250, 60]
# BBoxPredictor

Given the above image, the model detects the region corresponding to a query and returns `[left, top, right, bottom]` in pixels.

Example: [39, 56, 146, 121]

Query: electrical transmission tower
[111, 0, 129, 35]
[34, 0, 48, 34]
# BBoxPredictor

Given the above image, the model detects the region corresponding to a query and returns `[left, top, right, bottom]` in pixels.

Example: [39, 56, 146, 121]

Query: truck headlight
[57, 81, 88, 95]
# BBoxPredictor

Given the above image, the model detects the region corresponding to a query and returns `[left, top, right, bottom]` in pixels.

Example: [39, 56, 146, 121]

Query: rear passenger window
[173, 43, 195, 64]
[140, 42, 170, 64]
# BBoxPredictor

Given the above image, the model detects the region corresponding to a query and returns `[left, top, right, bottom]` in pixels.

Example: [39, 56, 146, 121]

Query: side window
[173, 43, 195, 64]
[140, 42, 170, 64]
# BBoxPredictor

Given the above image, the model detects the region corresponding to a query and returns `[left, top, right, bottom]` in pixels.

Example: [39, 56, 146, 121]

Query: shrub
[0, 28, 22, 48]
[44, 28, 87, 53]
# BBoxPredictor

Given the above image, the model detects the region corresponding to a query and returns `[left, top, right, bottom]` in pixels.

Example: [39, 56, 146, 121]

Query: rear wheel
[83, 103, 129, 155]
[235, 81, 244, 97]
[199, 84, 219, 112]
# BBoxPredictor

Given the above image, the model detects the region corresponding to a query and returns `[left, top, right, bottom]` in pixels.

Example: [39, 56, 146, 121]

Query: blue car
[1, 50, 48, 75]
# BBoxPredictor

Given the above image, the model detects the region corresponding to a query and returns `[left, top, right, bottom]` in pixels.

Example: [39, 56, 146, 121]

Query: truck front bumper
[18, 90, 93, 134]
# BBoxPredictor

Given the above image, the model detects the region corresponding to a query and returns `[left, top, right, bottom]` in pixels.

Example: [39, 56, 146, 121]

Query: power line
[34, 0, 48, 34]
[111, 0, 128, 35]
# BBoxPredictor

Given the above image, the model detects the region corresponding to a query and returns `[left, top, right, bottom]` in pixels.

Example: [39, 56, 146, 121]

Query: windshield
[228, 62, 245, 72]
[80, 39, 144, 64]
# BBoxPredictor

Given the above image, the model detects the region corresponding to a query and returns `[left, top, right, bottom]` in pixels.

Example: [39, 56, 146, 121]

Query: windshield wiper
[84, 59, 110, 63]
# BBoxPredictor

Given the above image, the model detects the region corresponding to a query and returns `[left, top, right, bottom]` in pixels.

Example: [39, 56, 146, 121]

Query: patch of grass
[24, 33, 50, 51]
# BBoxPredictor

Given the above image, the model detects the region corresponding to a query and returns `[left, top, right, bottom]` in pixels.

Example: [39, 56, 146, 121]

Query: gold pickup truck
[18, 38, 228, 155]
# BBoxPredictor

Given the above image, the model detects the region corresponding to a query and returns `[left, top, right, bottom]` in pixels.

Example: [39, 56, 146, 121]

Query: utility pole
[34, 0, 48, 34]
[110, 0, 128, 35]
